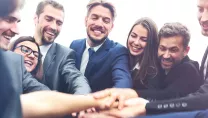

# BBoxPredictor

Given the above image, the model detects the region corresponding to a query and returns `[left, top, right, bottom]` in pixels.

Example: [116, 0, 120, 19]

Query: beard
[87, 32, 107, 45]
[41, 27, 59, 45]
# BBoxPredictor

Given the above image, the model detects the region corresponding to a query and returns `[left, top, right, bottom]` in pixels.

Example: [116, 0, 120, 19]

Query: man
[137, 22, 203, 101]
[33, 0, 91, 94]
[70, 0, 132, 92]
[0, 4, 50, 94]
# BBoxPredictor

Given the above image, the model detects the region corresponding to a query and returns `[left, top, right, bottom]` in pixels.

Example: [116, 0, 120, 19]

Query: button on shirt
[80, 41, 103, 74]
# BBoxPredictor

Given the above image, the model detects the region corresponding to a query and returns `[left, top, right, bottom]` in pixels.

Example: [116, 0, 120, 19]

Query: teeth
[3, 35, 12, 39]
[25, 60, 33, 66]
[46, 31, 55, 36]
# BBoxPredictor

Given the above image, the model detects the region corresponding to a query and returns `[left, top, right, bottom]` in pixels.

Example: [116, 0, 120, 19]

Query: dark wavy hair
[10, 36, 42, 77]
[127, 17, 160, 87]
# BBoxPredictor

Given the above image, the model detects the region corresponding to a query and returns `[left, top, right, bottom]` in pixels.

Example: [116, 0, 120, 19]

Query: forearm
[21, 91, 98, 118]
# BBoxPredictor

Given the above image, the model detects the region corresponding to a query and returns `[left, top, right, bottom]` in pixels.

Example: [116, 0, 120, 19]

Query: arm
[111, 46, 132, 88]
[21, 91, 104, 118]
[137, 62, 203, 100]
[21, 56, 50, 93]
[60, 49, 91, 94]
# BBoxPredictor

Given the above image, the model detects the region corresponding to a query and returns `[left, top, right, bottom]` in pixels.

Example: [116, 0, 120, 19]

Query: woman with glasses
[10, 36, 42, 80]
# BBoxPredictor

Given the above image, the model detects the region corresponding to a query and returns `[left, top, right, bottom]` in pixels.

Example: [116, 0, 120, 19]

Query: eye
[198, 7, 204, 13]
[159, 46, 166, 51]
[3, 17, 16, 23]
[45, 16, 53, 22]
[21, 46, 30, 54]
[130, 33, 137, 38]
[57, 21, 63, 26]
[103, 18, 110, 24]
[91, 15, 98, 20]
[170, 48, 179, 53]
[140, 37, 147, 42]
[33, 51, 39, 58]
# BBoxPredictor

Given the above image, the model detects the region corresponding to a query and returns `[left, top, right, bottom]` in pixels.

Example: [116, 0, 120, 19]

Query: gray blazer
[2, 50, 49, 94]
[42, 43, 91, 94]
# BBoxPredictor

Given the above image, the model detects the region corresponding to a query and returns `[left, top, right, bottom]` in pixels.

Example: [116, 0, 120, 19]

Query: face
[197, 0, 208, 36]
[85, 5, 114, 46]
[158, 36, 189, 71]
[0, 10, 20, 49]
[14, 41, 39, 72]
[127, 24, 148, 56]
[34, 5, 64, 45]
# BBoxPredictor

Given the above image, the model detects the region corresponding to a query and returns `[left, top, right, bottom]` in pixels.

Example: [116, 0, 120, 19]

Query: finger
[118, 95, 126, 110]
[105, 93, 118, 108]
[101, 109, 122, 118]
[72, 112, 77, 117]
[79, 111, 86, 116]
[93, 89, 111, 99]
[86, 108, 93, 113]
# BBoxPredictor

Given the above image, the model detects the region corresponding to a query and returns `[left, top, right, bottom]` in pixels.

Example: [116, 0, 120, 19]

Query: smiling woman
[9, 36, 43, 80]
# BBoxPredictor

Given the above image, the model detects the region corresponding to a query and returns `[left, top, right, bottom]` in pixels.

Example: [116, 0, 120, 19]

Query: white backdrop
[17, 0, 208, 64]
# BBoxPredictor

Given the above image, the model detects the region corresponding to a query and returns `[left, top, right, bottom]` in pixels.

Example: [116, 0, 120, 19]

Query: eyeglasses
[15, 45, 39, 58]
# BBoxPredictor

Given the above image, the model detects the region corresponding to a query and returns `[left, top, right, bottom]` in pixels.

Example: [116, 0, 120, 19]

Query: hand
[93, 88, 138, 109]
[100, 97, 149, 118]
[72, 108, 96, 117]
[78, 113, 118, 118]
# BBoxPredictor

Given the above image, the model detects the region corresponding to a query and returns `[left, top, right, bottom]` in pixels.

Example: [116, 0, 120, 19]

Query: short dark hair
[36, 0, 64, 16]
[9, 36, 42, 77]
[86, 0, 116, 21]
[158, 22, 190, 48]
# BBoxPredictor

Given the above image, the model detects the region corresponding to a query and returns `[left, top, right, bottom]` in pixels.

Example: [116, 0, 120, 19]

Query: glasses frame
[15, 45, 40, 59]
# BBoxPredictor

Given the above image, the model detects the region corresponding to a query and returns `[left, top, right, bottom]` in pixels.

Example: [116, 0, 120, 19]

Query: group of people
[1, 0, 208, 118]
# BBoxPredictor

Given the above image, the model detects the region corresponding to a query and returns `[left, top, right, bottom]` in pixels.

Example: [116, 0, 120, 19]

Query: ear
[34, 14, 38, 26]
[184, 46, 190, 56]
[85, 16, 88, 27]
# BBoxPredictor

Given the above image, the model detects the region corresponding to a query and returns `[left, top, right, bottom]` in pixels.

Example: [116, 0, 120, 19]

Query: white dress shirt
[39, 44, 52, 63]
[80, 41, 104, 74]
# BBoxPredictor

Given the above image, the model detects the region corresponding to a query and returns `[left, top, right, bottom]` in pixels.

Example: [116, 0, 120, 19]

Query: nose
[133, 38, 141, 46]
[95, 18, 104, 26]
[10, 22, 19, 34]
[201, 10, 208, 22]
[27, 52, 35, 59]
[50, 21, 57, 30]
[163, 50, 170, 58]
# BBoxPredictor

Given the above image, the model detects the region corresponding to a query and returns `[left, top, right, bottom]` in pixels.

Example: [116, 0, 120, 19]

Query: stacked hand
[79, 88, 149, 118]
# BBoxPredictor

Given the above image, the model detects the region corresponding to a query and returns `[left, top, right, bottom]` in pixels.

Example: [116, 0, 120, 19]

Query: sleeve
[60, 49, 91, 94]
[21, 56, 50, 93]
[111, 46, 132, 88]
[145, 93, 208, 114]
[137, 62, 203, 101]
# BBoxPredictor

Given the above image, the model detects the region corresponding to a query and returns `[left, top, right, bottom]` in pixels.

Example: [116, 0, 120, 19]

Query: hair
[86, 0, 116, 21]
[9, 36, 42, 79]
[35, 0, 64, 17]
[158, 22, 190, 48]
[127, 17, 160, 88]
[0, 0, 25, 17]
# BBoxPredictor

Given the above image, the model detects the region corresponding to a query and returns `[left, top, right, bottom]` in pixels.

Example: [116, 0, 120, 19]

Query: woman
[127, 17, 161, 90]
[10, 36, 42, 80]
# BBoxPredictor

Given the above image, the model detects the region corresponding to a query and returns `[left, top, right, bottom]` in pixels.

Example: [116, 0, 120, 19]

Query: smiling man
[33, 0, 91, 94]
[70, 0, 132, 92]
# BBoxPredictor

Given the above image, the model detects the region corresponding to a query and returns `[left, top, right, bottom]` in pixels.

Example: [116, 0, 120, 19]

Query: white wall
[17, 0, 208, 64]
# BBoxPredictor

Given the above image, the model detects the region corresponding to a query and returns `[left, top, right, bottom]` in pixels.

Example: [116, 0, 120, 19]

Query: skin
[198, 0, 208, 36]
[85, 5, 114, 47]
[13, 41, 39, 72]
[0, 10, 20, 50]
[127, 24, 148, 56]
[34, 5, 64, 46]
[158, 36, 189, 72]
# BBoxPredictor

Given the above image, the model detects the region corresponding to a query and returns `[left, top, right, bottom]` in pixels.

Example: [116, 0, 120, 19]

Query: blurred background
[17, 0, 207, 64]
